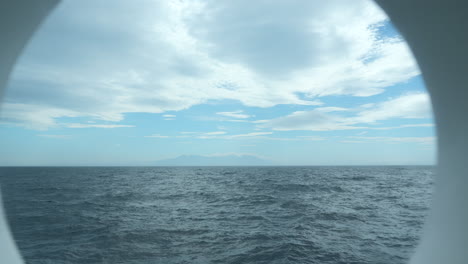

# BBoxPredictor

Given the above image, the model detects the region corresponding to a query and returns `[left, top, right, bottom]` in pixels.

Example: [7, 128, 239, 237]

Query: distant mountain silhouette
[155, 154, 272, 166]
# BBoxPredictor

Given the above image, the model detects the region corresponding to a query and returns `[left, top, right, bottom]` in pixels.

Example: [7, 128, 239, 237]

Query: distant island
[154, 154, 272, 166]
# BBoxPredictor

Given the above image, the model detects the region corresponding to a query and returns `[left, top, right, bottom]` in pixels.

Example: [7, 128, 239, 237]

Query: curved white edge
[0, 1, 59, 263]
[377, 0, 468, 263]
[0, 194, 23, 264]
[0, 0, 59, 100]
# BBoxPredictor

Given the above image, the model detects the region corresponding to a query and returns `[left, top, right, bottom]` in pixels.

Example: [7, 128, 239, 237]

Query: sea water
[0, 166, 433, 264]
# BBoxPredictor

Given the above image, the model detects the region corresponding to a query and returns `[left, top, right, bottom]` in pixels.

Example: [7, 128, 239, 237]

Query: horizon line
[0, 164, 436, 167]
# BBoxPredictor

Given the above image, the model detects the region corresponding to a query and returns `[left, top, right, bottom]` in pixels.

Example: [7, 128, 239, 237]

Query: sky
[0, 0, 435, 166]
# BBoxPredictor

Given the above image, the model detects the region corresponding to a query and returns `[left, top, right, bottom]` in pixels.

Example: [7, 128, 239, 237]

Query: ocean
[0, 166, 433, 264]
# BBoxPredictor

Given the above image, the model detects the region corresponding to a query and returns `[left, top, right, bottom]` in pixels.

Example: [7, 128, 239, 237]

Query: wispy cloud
[145, 131, 275, 140]
[203, 131, 227, 135]
[225, 119, 251, 123]
[371, 123, 434, 130]
[163, 114, 176, 120]
[216, 110, 251, 119]
[353, 93, 432, 123]
[296, 136, 326, 141]
[145, 134, 170, 138]
[37, 134, 72, 139]
[347, 136, 435, 144]
[259, 93, 432, 131]
[65, 123, 134, 129]
[341, 140, 365, 144]
[259, 109, 366, 131]
[226, 132, 273, 139]
[197, 131, 227, 139]
[1, 0, 419, 130]
[195, 131, 272, 139]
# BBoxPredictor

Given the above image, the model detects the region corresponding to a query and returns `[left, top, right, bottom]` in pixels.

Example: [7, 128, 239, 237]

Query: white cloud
[341, 140, 365, 143]
[225, 119, 251, 123]
[145, 134, 170, 138]
[0, 103, 80, 130]
[371, 123, 434, 130]
[251, 120, 269, 124]
[260, 93, 432, 131]
[1, 0, 420, 130]
[37, 134, 72, 139]
[352, 93, 432, 123]
[216, 110, 251, 119]
[163, 114, 176, 120]
[196, 131, 228, 138]
[348, 136, 435, 144]
[190, 131, 274, 140]
[296, 136, 326, 141]
[65, 123, 134, 128]
[223, 132, 272, 139]
[142, 130, 325, 142]
[313, 107, 349, 113]
[203, 131, 226, 135]
[146, 130, 278, 140]
[261, 109, 366, 131]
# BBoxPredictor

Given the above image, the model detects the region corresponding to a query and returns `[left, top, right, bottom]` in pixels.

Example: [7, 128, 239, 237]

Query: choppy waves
[0, 166, 433, 263]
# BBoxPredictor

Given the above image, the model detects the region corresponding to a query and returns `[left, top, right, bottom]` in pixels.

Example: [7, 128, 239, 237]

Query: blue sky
[0, 0, 435, 166]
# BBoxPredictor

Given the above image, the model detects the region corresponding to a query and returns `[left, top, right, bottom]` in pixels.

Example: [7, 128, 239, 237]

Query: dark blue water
[0, 166, 433, 264]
